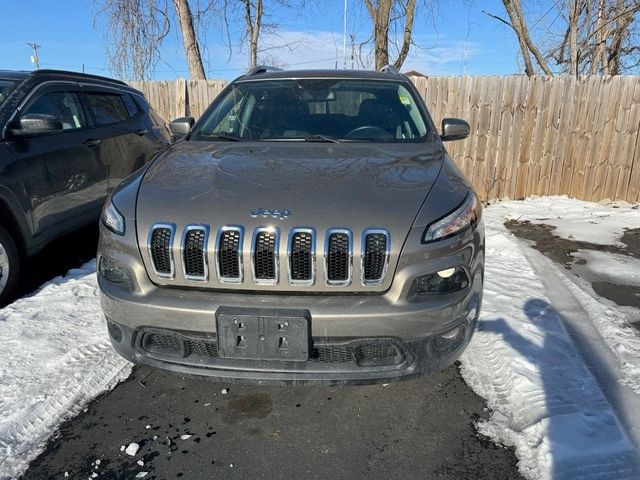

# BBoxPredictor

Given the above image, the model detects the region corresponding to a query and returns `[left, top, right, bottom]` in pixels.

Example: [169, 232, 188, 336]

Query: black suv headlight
[422, 191, 481, 243]
[101, 197, 125, 235]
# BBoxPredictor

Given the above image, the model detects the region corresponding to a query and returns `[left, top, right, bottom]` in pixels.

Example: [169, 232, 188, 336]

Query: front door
[6, 87, 107, 237]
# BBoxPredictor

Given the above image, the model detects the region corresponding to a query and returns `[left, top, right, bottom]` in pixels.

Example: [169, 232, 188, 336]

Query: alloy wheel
[0, 240, 10, 295]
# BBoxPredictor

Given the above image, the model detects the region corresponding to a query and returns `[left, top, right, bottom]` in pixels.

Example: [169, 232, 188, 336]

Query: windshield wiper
[304, 134, 340, 143]
[205, 132, 242, 141]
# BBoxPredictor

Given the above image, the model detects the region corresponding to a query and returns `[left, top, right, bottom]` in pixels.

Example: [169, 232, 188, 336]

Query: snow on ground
[460, 197, 640, 480]
[492, 195, 640, 246]
[1, 197, 640, 480]
[0, 262, 132, 480]
[571, 249, 640, 286]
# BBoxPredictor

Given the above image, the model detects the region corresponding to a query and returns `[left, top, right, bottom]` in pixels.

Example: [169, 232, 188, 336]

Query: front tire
[0, 226, 20, 307]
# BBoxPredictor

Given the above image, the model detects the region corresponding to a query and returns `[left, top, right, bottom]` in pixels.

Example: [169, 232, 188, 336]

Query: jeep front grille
[326, 230, 352, 285]
[289, 229, 314, 284]
[149, 224, 175, 278]
[252, 228, 278, 283]
[182, 226, 208, 280]
[362, 230, 389, 285]
[216, 227, 243, 283]
[146, 225, 390, 287]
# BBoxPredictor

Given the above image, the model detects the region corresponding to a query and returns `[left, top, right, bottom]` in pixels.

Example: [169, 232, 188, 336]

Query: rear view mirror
[441, 118, 470, 142]
[10, 113, 63, 137]
[168, 117, 195, 140]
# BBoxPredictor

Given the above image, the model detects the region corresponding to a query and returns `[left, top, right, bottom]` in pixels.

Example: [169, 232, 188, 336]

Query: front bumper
[105, 313, 477, 385]
[98, 220, 483, 384]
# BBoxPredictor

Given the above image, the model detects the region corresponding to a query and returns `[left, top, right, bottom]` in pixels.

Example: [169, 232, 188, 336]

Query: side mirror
[168, 117, 195, 140]
[441, 118, 470, 142]
[10, 113, 63, 137]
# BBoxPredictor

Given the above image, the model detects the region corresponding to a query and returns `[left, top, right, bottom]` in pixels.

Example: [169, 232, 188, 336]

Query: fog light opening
[440, 326, 460, 339]
[415, 267, 469, 294]
[99, 256, 131, 285]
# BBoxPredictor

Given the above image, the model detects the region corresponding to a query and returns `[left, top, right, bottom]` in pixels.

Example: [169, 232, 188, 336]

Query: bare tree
[95, 0, 207, 80]
[486, 0, 640, 76]
[222, 0, 296, 69]
[362, 0, 417, 70]
[173, 0, 206, 79]
[241, 0, 264, 68]
[95, 0, 170, 80]
[484, 0, 552, 75]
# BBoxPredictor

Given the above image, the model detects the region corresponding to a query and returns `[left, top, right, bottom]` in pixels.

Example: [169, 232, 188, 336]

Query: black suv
[0, 69, 170, 304]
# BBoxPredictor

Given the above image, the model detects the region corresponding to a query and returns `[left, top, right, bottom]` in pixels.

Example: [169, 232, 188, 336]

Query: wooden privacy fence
[130, 75, 640, 203]
[129, 78, 228, 121]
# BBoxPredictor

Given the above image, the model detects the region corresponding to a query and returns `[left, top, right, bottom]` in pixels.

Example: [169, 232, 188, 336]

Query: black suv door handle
[83, 138, 101, 147]
[135, 129, 149, 136]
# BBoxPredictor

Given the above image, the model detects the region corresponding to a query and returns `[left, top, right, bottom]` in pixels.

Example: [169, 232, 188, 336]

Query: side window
[122, 94, 140, 117]
[86, 93, 130, 125]
[22, 91, 87, 130]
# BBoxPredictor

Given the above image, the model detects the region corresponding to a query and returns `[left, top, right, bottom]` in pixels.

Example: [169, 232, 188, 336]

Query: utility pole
[343, 0, 348, 69]
[350, 34, 356, 69]
[27, 42, 41, 69]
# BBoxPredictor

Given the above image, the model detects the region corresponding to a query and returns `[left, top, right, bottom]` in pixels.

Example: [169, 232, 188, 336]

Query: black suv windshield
[0, 79, 20, 108]
[191, 79, 431, 143]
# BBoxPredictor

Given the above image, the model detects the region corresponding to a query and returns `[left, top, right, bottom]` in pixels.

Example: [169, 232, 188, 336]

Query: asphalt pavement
[21, 365, 522, 480]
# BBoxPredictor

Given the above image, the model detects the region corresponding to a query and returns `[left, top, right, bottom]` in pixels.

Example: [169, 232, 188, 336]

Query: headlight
[101, 197, 125, 235]
[422, 191, 481, 243]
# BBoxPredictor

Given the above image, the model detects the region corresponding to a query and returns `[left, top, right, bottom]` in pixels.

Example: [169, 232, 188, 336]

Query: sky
[0, 0, 548, 80]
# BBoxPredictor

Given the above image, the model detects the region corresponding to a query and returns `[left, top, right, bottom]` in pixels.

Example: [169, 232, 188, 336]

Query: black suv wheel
[0, 225, 20, 306]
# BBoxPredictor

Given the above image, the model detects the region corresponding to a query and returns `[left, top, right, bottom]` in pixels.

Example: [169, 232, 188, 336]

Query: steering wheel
[344, 125, 394, 141]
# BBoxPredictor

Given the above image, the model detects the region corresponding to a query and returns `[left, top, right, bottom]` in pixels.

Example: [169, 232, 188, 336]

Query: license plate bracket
[216, 307, 310, 361]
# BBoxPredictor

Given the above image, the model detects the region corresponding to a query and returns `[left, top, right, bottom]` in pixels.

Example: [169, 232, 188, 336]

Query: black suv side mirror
[168, 117, 195, 140]
[10, 113, 63, 137]
[441, 118, 470, 142]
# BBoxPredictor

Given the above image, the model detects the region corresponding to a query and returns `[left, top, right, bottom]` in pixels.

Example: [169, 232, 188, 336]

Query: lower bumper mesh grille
[139, 330, 403, 367]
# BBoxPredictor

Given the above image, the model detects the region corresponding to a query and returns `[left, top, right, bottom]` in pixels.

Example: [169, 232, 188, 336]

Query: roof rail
[33, 69, 128, 86]
[246, 65, 283, 76]
[379, 64, 401, 75]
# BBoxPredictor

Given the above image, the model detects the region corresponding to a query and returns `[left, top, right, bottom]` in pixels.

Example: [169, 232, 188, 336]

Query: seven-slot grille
[253, 229, 278, 282]
[362, 231, 389, 285]
[149, 225, 174, 277]
[326, 231, 351, 285]
[289, 230, 314, 283]
[182, 227, 207, 280]
[147, 225, 389, 286]
[217, 228, 242, 281]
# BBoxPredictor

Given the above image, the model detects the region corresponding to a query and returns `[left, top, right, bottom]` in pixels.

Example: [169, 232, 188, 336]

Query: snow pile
[460, 198, 640, 479]
[0, 261, 132, 480]
[492, 195, 640, 246]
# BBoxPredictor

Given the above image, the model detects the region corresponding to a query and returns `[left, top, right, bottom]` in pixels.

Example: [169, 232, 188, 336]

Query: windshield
[0, 79, 19, 108]
[191, 79, 431, 143]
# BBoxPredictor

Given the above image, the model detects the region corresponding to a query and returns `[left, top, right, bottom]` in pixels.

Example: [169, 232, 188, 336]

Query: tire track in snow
[0, 262, 132, 480]
[460, 213, 640, 480]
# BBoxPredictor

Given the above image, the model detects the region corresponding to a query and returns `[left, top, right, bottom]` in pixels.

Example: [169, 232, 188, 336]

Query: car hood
[135, 140, 444, 291]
